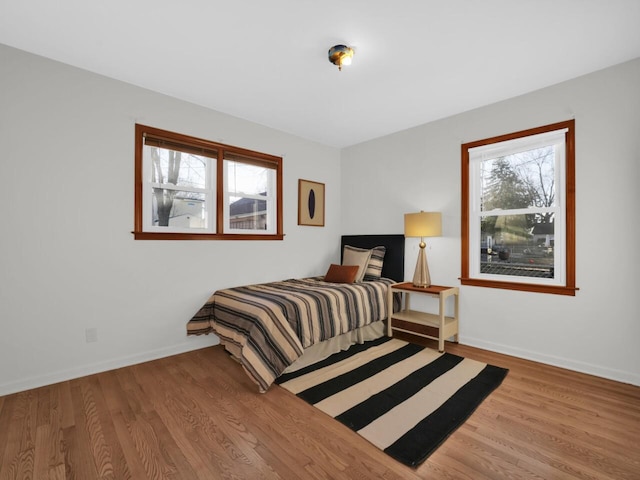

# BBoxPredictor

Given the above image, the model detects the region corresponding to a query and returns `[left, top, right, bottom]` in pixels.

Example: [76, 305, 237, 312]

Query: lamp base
[412, 245, 432, 288]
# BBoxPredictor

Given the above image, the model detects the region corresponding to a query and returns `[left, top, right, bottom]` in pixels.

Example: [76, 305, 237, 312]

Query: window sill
[133, 231, 284, 241]
[460, 277, 578, 296]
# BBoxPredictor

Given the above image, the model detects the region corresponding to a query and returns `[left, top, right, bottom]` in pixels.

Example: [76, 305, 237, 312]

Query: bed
[186, 234, 405, 392]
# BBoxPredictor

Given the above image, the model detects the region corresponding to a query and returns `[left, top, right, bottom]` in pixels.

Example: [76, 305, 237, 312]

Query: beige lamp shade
[404, 211, 442, 287]
[404, 212, 442, 238]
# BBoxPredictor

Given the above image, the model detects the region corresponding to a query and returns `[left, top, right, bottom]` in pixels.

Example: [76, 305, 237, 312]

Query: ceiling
[1, 0, 639, 148]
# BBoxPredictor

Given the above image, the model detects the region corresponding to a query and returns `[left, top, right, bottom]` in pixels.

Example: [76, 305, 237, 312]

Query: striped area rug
[275, 336, 508, 467]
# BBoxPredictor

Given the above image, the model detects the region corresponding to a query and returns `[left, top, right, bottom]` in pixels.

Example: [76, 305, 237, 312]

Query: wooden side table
[387, 282, 459, 352]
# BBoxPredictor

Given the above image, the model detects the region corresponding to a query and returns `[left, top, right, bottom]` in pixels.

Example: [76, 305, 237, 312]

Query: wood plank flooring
[1, 335, 639, 479]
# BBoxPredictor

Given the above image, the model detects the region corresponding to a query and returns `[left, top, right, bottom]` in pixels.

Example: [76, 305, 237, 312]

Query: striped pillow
[343, 245, 387, 281]
[364, 246, 386, 281]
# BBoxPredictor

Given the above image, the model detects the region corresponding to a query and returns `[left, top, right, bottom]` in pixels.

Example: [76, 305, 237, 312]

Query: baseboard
[0, 336, 219, 397]
[461, 336, 640, 387]
[5, 335, 637, 396]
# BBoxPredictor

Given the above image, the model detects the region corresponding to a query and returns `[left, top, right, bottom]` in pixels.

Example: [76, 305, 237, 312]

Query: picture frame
[298, 179, 325, 227]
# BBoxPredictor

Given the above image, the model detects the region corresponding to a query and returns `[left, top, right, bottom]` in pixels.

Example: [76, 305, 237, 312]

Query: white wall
[342, 58, 640, 386]
[0, 44, 342, 395]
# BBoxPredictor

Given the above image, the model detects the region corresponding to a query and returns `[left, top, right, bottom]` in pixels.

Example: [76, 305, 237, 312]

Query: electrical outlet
[85, 327, 98, 343]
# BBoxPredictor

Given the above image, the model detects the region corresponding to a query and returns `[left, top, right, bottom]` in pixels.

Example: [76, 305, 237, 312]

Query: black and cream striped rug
[275, 336, 508, 467]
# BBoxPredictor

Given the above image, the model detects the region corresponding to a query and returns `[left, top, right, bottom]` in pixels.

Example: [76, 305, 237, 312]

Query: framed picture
[298, 179, 325, 227]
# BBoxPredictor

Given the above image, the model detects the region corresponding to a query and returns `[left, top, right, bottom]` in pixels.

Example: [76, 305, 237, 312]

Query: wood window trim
[460, 120, 577, 296]
[134, 124, 284, 240]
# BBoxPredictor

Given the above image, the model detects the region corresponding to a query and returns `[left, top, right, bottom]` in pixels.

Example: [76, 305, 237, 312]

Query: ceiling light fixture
[328, 44, 354, 71]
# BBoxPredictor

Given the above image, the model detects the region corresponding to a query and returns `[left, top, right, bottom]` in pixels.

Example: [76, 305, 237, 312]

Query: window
[134, 124, 283, 240]
[461, 120, 576, 295]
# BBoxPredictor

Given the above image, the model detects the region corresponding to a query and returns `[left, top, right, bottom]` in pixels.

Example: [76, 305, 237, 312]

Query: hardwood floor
[1, 336, 639, 479]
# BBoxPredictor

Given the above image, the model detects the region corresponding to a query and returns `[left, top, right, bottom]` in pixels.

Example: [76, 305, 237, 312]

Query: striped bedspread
[187, 277, 395, 392]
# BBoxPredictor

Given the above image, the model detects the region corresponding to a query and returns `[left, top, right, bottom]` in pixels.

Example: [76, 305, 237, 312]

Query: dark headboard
[341, 234, 405, 283]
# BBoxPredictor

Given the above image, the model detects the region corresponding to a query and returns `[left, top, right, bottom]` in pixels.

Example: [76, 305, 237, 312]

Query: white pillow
[342, 245, 373, 282]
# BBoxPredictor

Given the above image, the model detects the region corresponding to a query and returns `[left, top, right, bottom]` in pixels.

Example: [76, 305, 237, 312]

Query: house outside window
[461, 120, 576, 295]
[134, 124, 283, 240]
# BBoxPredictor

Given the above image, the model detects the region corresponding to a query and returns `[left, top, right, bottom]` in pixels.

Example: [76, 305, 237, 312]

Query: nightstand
[387, 282, 459, 352]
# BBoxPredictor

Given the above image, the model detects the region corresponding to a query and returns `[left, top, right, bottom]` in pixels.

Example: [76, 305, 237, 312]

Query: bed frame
[341, 234, 405, 282]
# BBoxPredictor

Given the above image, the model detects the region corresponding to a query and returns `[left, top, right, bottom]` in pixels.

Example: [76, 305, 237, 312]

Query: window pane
[151, 190, 207, 229]
[228, 196, 267, 230]
[481, 214, 554, 279]
[481, 147, 555, 211]
[146, 145, 208, 189]
[225, 160, 270, 195]
[224, 158, 275, 234]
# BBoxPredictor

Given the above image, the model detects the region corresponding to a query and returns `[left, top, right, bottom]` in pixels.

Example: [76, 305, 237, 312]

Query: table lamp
[404, 211, 442, 287]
